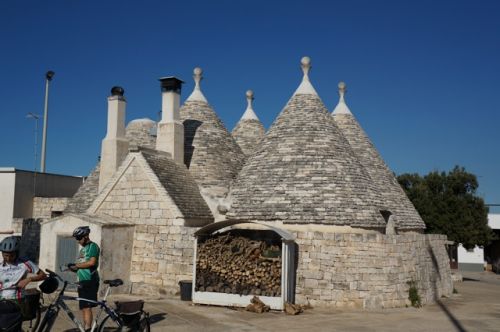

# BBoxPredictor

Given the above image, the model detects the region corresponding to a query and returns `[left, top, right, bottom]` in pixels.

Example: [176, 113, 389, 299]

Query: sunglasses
[74, 236, 84, 241]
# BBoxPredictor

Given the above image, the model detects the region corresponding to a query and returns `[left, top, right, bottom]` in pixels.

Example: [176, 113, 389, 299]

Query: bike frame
[42, 274, 122, 332]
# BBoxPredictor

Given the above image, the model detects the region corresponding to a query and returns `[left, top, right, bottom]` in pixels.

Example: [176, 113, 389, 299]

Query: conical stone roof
[332, 82, 425, 230]
[180, 68, 245, 201]
[232, 90, 265, 156]
[227, 58, 386, 227]
[126, 118, 157, 149]
[65, 162, 100, 213]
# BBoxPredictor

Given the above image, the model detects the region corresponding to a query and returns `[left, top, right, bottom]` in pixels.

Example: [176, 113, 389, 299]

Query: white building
[457, 213, 500, 272]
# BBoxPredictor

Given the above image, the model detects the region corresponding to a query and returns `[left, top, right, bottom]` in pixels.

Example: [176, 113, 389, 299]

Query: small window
[51, 211, 63, 218]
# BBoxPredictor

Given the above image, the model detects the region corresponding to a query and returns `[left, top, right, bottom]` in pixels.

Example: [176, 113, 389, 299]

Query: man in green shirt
[68, 226, 100, 331]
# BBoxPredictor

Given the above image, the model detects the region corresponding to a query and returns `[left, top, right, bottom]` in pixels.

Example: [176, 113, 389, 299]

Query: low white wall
[0, 169, 16, 232]
[458, 244, 484, 264]
[39, 216, 103, 272]
[489, 214, 500, 230]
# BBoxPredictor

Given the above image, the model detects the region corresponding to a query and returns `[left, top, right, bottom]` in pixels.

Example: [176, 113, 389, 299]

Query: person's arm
[17, 269, 47, 289]
[74, 256, 97, 269]
[71, 243, 99, 271]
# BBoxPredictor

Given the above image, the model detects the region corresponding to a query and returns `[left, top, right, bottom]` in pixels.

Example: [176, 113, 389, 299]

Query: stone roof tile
[227, 92, 386, 227]
[332, 84, 425, 230]
[180, 75, 245, 200]
[232, 91, 265, 157]
[141, 149, 214, 221]
[65, 162, 100, 213]
[126, 118, 157, 149]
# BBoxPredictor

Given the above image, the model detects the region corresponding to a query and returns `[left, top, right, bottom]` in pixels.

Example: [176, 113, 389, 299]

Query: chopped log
[196, 233, 281, 296]
[245, 296, 270, 313]
[284, 302, 303, 315]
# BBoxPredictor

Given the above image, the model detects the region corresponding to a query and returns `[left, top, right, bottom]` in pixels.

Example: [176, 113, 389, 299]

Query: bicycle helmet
[72, 226, 90, 239]
[39, 276, 59, 294]
[0, 236, 21, 252]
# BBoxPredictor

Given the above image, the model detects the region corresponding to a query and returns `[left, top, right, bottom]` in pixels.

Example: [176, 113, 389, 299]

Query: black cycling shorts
[78, 280, 99, 309]
[0, 300, 22, 329]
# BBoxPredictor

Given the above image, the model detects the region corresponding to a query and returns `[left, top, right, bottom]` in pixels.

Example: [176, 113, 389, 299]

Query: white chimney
[99, 86, 129, 192]
[156, 77, 184, 165]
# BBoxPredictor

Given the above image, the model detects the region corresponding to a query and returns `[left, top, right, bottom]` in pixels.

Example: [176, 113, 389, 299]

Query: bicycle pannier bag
[115, 300, 144, 327]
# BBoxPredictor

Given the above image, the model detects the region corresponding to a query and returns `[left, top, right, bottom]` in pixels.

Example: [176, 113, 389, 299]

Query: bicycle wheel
[138, 313, 150, 332]
[21, 304, 41, 332]
[36, 306, 58, 332]
[97, 314, 123, 332]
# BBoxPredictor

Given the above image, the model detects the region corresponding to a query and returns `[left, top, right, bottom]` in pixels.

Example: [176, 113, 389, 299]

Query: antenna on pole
[26, 113, 40, 171]
[26, 112, 40, 196]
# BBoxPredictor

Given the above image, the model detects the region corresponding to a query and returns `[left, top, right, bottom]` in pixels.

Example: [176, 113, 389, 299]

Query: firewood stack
[196, 233, 282, 297]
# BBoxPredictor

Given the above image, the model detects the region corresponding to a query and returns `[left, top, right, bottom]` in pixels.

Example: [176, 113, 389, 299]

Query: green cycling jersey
[76, 241, 100, 281]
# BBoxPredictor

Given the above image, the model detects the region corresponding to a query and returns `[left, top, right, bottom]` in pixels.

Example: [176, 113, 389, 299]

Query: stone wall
[20, 218, 41, 262]
[33, 197, 69, 218]
[95, 159, 196, 295]
[11, 218, 23, 234]
[293, 231, 453, 309]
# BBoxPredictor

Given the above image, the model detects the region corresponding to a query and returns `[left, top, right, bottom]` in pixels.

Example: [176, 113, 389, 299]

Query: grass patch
[408, 280, 422, 308]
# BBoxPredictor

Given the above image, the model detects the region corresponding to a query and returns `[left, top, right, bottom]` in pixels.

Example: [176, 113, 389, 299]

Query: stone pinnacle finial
[186, 67, 208, 102]
[241, 89, 259, 121]
[332, 81, 352, 115]
[338, 82, 346, 100]
[338, 81, 346, 94]
[293, 56, 317, 95]
[193, 67, 203, 90]
[301, 56, 311, 79]
[246, 90, 254, 108]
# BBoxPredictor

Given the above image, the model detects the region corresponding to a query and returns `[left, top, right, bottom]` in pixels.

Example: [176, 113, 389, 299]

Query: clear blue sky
[1, 0, 499, 209]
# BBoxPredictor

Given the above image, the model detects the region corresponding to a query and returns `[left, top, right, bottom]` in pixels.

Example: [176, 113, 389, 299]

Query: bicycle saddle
[103, 279, 124, 287]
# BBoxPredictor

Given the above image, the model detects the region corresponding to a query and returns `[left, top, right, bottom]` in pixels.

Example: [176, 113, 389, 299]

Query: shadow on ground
[149, 313, 167, 325]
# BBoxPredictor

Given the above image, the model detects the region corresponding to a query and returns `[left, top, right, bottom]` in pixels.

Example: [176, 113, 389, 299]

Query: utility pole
[40, 70, 55, 173]
[26, 112, 40, 171]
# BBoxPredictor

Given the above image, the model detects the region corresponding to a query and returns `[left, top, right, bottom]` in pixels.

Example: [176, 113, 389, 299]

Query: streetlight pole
[40, 70, 54, 173]
[26, 112, 40, 172]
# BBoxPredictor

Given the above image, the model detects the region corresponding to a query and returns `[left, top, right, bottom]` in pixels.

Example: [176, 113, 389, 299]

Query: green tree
[397, 166, 494, 249]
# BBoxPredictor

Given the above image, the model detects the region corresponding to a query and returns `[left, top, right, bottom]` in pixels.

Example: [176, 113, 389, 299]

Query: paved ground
[49, 271, 500, 332]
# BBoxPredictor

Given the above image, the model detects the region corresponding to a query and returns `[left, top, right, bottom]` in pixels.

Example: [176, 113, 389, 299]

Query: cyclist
[67, 226, 100, 332]
[0, 236, 46, 330]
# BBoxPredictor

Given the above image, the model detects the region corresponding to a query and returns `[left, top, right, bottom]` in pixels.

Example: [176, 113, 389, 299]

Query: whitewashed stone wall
[33, 197, 69, 218]
[95, 160, 196, 295]
[293, 232, 453, 309]
[11, 218, 23, 234]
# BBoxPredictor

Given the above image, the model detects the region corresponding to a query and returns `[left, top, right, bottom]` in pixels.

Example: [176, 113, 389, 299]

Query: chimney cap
[159, 76, 184, 93]
[111, 86, 125, 96]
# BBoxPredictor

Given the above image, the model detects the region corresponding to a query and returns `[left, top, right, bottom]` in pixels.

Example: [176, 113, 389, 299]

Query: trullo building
[38, 58, 452, 309]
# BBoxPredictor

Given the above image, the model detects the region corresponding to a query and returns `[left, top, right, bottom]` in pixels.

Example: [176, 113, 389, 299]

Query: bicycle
[36, 269, 150, 332]
[0, 286, 42, 332]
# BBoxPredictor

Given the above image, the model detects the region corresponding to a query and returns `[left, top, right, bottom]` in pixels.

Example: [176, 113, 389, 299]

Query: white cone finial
[301, 56, 311, 79]
[246, 90, 254, 107]
[332, 81, 352, 115]
[241, 89, 259, 120]
[187, 67, 208, 102]
[294, 56, 318, 96]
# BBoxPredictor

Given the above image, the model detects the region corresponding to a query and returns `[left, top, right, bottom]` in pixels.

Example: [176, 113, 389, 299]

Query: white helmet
[0, 236, 21, 252]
